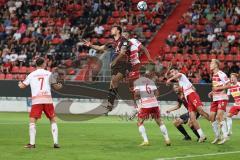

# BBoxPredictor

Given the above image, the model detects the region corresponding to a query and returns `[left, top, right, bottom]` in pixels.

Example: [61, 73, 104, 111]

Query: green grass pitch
[0, 112, 240, 160]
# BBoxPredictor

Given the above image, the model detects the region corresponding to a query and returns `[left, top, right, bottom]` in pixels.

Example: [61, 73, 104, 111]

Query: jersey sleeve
[133, 80, 140, 91]
[219, 72, 230, 84]
[149, 80, 157, 91]
[23, 74, 31, 86]
[132, 38, 142, 48]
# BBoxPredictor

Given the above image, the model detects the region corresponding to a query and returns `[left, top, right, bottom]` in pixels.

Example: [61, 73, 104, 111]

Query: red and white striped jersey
[129, 38, 142, 66]
[134, 76, 159, 108]
[23, 69, 53, 105]
[212, 70, 230, 101]
[227, 82, 240, 105]
[178, 73, 195, 97]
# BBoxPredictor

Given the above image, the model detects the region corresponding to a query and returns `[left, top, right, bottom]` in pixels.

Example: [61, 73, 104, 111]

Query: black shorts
[179, 112, 200, 124]
[111, 61, 129, 77]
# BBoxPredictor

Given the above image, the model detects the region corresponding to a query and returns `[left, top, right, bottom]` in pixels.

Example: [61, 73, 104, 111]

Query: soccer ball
[137, 1, 147, 11]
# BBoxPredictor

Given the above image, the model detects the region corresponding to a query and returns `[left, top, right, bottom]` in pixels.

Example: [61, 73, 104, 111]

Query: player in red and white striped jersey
[166, 66, 209, 143]
[122, 32, 153, 82]
[134, 68, 170, 146]
[226, 73, 240, 136]
[18, 58, 62, 149]
[209, 59, 230, 144]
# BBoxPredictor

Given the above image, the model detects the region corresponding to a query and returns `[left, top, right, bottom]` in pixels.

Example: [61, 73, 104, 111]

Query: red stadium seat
[126, 25, 135, 31]
[18, 74, 26, 80]
[103, 24, 111, 31]
[217, 54, 225, 61]
[236, 54, 240, 61]
[11, 66, 19, 74]
[209, 54, 216, 60]
[171, 46, 178, 53]
[199, 54, 208, 61]
[191, 54, 199, 61]
[227, 25, 236, 32]
[175, 53, 183, 62]
[225, 54, 233, 61]
[164, 54, 173, 61]
[28, 66, 36, 73]
[19, 66, 27, 74]
[163, 45, 171, 53]
[230, 47, 238, 54]
[0, 73, 5, 80]
[112, 11, 120, 18]
[99, 38, 107, 44]
[5, 74, 13, 80]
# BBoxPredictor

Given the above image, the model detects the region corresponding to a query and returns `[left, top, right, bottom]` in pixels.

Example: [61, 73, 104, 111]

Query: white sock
[212, 121, 219, 138]
[29, 123, 36, 145]
[138, 125, 148, 142]
[51, 123, 58, 144]
[160, 124, 169, 140]
[197, 128, 204, 137]
[220, 121, 228, 138]
[226, 117, 232, 134]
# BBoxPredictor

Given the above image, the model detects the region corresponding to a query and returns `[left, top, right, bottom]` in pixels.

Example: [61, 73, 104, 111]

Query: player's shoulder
[218, 70, 227, 76]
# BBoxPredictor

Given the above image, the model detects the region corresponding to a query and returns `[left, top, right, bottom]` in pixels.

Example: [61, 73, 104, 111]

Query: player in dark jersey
[166, 83, 200, 141]
[83, 26, 130, 112]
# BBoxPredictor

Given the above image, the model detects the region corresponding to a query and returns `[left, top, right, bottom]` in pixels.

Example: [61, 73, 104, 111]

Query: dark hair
[112, 25, 122, 34]
[170, 66, 178, 71]
[36, 57, 45, 67]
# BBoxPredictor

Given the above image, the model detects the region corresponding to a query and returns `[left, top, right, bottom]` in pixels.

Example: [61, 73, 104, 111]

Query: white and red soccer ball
[137, 1, 147, 11]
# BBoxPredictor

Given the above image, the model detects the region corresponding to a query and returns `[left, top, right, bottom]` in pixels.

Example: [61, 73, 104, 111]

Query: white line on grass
[155, 150, 240, 160]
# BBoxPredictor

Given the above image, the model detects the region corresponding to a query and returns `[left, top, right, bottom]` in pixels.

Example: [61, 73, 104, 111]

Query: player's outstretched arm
[81, 39, 106, 51]
[166, 103, 181, 114]
[164, 62, 172, 79]
[140, 45, 153, 63]
[212, 82, 231, 91]
[166, 73, 181, 85]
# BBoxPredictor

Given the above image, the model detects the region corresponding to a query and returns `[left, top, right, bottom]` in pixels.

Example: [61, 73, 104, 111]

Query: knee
[173, 119, 180, 126]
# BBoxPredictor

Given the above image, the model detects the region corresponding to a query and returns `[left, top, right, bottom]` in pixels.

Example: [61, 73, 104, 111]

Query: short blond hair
[211, 59, 220, 67]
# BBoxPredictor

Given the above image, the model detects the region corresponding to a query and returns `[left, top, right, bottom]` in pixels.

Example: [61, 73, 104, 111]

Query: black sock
[191, 126, 200, 138]
[176, 125, 190, 138]
[107, 88, 118, 106]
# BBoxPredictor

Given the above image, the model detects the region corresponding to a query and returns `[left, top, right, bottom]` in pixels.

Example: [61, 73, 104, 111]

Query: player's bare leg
[210, 111, 220, 144]
[226, 113, 233, 136]
[189, 112, 206, 142]
[137, 118, 149, 146]
[216, 110, 229, 145]
[155, 118, 171, 146]
[197, 107, 210, 121]
[25, 117, 37, 149]
[173, 118, 191, 140]
[50, 117, 60, 148]
[106, 73, 123, 112]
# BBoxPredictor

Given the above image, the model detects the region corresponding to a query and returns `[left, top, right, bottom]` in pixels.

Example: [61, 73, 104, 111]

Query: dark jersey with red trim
[110, 36, 130, 62]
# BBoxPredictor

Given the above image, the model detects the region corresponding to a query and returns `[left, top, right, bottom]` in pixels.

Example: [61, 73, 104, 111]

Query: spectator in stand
[229, 62, 240, 74]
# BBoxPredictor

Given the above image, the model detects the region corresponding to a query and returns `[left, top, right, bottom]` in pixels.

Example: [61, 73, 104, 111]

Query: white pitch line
[156, 150, 240, 160]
